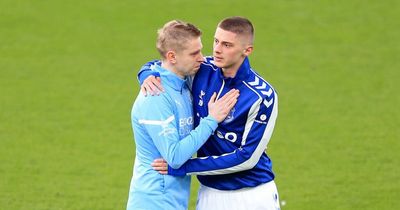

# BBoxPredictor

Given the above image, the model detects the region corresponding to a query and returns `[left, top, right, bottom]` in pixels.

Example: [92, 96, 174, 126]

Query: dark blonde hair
[156, 20, 202, 58]
[218, 16, 254, 44]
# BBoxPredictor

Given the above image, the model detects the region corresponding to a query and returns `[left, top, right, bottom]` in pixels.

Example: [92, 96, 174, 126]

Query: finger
[231, 90, 240, 101]
[225, 98, 238, 111]
[152, 158, 162, 162]
[148, 77, 163, 94]
[151, 162, 167, 167]
[141, 85, 148, 96]
[154, 158, 166, 162]
[155, 77, 164, 92]
[218, 89, 237, 102]
[226, 94, 238, 106]
[153, 168, 168, 175]
[227, 90, 240, 103]
[151, 158, 167, 164]
[222, 92, 238, 110]
[152, 166, 167, 171]
[159, 170, 168, 175]
[217, 92, 236, 106]
[147, 82, 160, 96]
[151, 160, 167, 170]
[143, 76, 161, 95]
[156, 158, 167, 163]
[229, 89, 240, 98]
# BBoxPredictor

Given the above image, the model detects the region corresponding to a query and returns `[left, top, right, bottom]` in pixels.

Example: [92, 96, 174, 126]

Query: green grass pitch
[1, 0, 399, 209]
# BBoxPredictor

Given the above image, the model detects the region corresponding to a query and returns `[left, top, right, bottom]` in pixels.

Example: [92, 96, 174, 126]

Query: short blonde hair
[156, 20, 202, 58]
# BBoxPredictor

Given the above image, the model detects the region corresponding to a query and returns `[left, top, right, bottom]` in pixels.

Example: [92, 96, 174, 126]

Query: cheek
[192, 57, 198, 64]
[226, 50, 238, 60]
[183, 58, 192, 66]
[187, 60, 195, 68]
[232, 49, 243, 58]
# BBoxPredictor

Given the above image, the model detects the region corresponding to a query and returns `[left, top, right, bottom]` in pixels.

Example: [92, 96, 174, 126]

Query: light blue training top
[127, 65, 218, 210]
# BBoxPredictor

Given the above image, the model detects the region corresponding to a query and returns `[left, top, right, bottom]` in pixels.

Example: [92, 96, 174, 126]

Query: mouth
[214, 56, 223, 61]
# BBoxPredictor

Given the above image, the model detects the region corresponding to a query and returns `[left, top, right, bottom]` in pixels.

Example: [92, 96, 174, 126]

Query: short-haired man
[140, 16, 280, 210]
[126, 20, 239, 210]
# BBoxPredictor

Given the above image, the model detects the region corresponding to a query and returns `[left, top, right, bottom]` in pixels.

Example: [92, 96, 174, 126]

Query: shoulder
[133, 91, 174, 115]
[242, 69, 277, 102]
[200, 56, 218, 70]
[195, 56, 218, 80]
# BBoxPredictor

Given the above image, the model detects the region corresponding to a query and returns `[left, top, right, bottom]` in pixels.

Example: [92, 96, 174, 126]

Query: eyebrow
[190, 50, 201, 55]
[215, 38, 234, 45]
[220, 41, 234, 46]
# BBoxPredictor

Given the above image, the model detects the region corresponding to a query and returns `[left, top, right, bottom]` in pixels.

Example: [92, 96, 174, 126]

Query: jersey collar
[218, 57, 251, 87]
[155, 65, 187, 92]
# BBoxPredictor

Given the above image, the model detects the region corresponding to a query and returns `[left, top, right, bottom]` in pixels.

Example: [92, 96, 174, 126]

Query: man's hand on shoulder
[141, 76, 165, 96]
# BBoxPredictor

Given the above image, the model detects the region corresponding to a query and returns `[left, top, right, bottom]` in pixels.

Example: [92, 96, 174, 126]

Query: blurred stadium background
[1, 0, 399, 209]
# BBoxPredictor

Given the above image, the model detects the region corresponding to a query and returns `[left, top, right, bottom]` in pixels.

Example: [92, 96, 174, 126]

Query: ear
[243, 45, 253, 56]
[166, 51, 177, 64]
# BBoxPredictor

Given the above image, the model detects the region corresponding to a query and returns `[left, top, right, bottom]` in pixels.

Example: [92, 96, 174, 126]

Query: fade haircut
[217, 16, 254, 44]
[156, 20, 202, 58]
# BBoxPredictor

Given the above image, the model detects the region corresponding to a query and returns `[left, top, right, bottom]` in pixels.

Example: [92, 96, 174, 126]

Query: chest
[192, 74, 257, 131]
[169, 87, 194, 137]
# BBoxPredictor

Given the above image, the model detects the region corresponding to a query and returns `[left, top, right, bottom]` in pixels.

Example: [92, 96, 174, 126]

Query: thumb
[209, 92, 217, 103]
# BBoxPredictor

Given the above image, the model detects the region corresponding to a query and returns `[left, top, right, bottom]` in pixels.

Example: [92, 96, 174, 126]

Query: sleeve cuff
[168, 165, 186, 176]
[138, 71, 160, 85]
[202, 115, 218, 132]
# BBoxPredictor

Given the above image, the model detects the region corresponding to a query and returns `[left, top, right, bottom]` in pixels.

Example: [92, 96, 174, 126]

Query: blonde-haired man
[126, 20, 239, 210]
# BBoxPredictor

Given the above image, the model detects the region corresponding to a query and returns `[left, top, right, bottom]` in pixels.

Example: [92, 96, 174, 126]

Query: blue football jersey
[138, 57, 278, 190]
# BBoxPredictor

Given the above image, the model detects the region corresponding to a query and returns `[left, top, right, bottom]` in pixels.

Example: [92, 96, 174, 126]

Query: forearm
[164, 116, 218, 169]
[169, 94, 279, 176]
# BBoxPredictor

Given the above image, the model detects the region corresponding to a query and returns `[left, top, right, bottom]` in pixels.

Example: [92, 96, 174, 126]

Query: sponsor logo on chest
[179, 117, 193, 136]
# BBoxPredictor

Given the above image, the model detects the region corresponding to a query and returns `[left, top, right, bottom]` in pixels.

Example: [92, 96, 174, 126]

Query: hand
[141, 76, 164, 96]
[208, 89, 240, 123]
[151, 158, 168, 175]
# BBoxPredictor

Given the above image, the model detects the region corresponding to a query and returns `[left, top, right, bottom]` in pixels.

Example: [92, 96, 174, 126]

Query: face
[213, 27, 252, 73]
[173, 37, 204, 77]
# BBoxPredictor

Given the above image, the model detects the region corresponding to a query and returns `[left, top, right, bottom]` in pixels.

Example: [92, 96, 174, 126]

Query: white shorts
[196, 181, 280, 210]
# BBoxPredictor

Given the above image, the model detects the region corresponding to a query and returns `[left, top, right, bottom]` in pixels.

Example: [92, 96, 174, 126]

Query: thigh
[246, 181, 280, 210]
[196, 185, 245, 210]
[196, 182, 280, 210]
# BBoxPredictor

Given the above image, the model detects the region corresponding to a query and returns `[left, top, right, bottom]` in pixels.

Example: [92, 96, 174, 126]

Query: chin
[191, 69, 199, 74]
[213, 60, 224, 68]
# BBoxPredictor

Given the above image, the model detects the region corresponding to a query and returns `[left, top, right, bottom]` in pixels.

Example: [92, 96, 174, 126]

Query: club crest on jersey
[198, 90, 205, 106]
[223, 108, 235, 124]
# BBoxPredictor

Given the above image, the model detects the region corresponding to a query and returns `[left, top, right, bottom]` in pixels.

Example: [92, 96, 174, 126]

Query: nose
[197, 52, 204, 62]
[214, 43, 221, 54]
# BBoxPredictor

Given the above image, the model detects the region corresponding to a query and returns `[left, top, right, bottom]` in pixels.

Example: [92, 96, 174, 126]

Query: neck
[161, 61, 184, 79]
[221, 57, 245, 78]
[222, 68, 238, 78]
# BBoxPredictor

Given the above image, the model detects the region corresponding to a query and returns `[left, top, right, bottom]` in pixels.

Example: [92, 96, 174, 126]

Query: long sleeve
[137, 60, 161, 85]
[168, 92, 278, 176]
[135, 94, 218, 169]
[137, 60, 197, 87]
